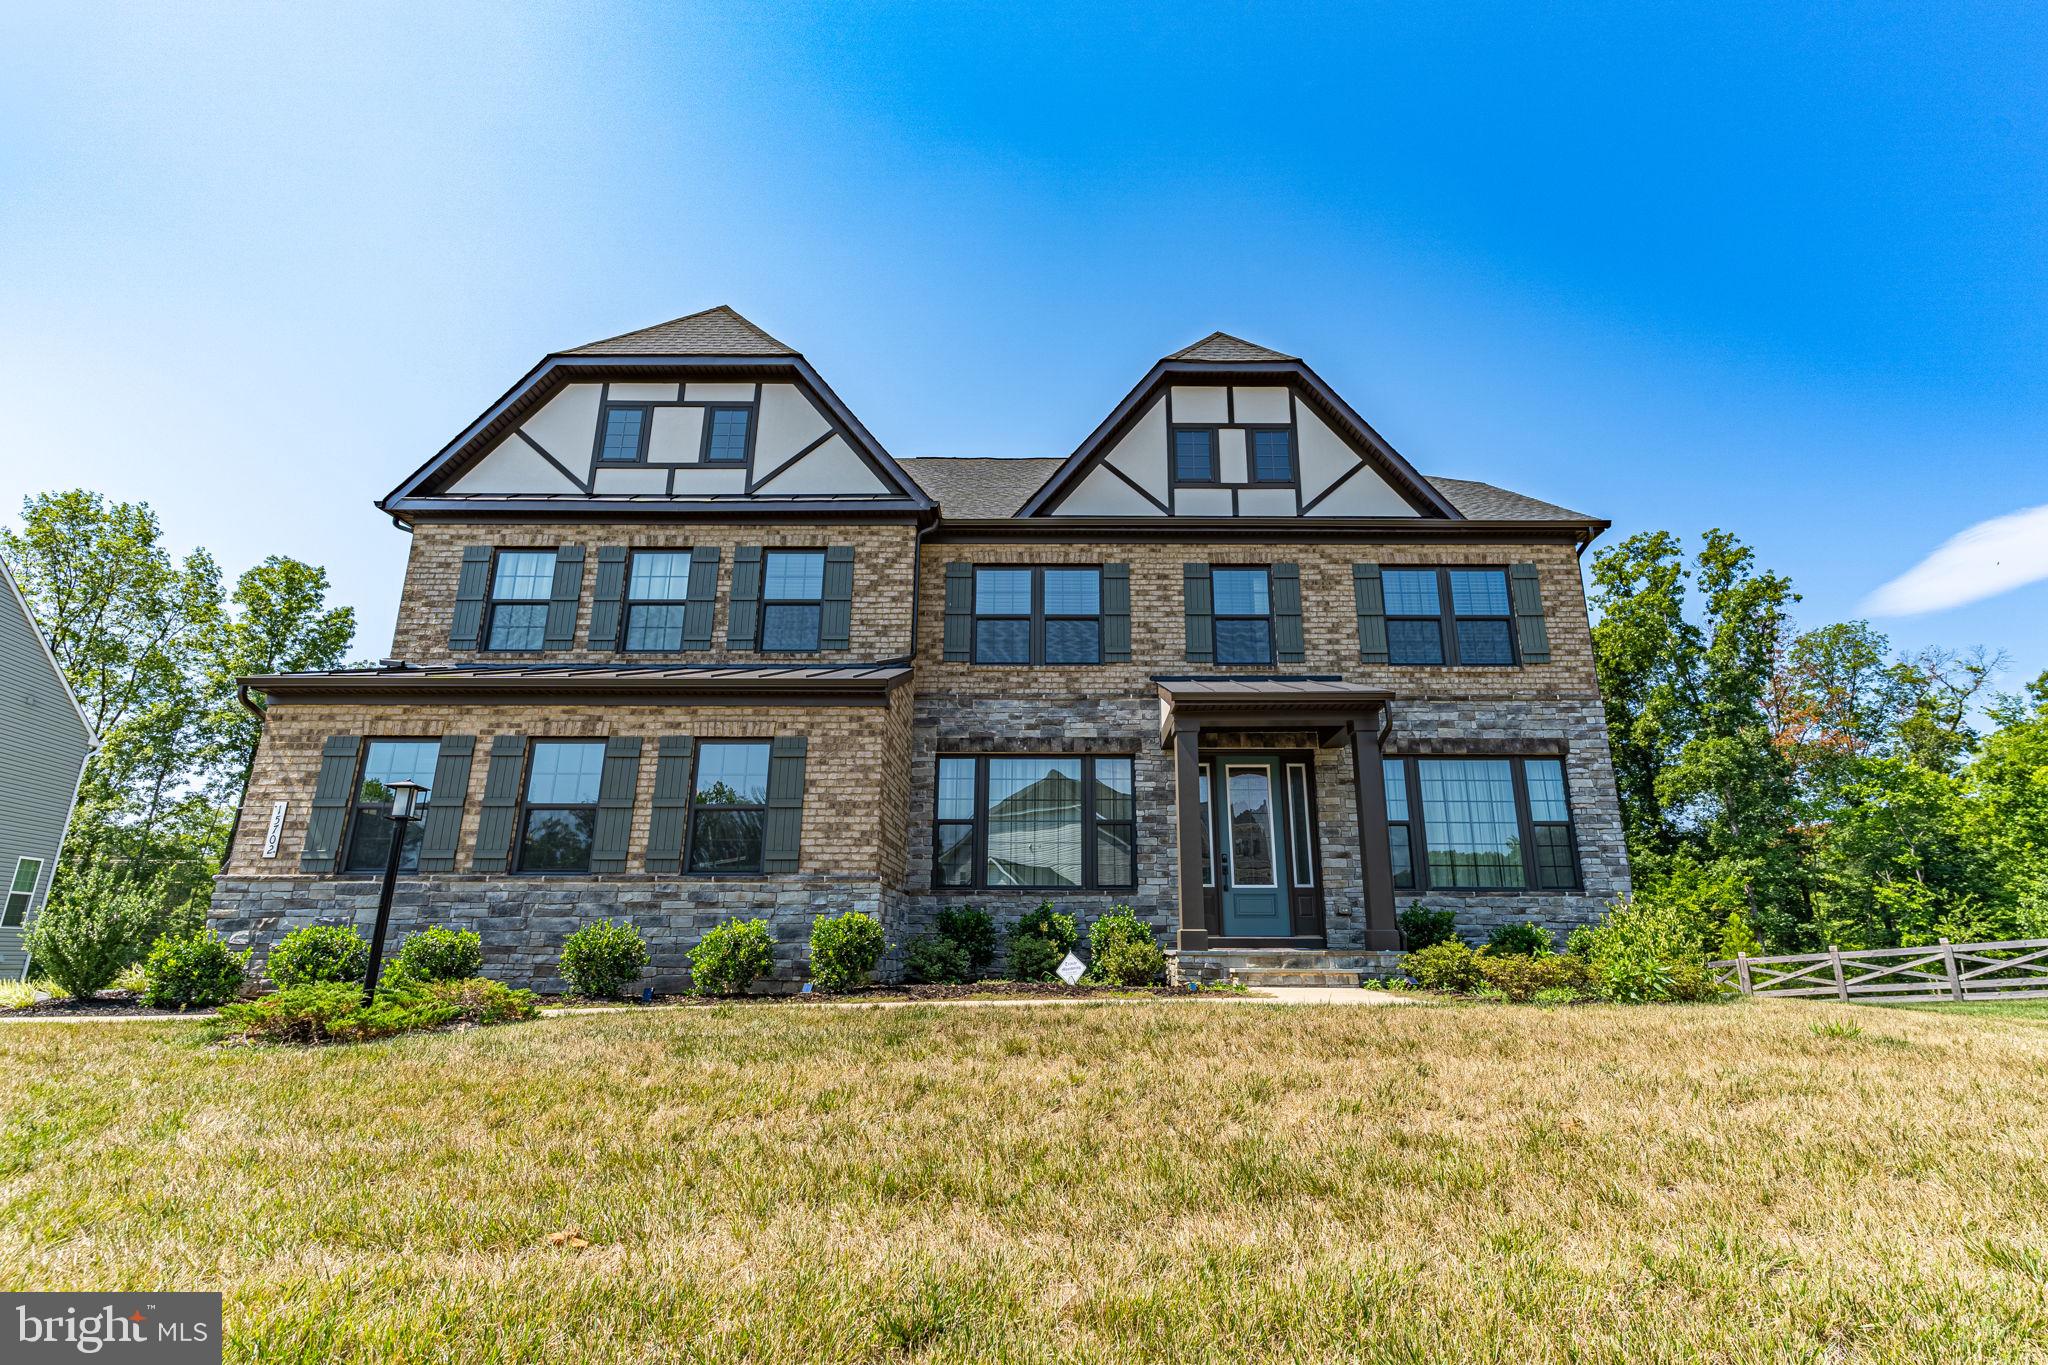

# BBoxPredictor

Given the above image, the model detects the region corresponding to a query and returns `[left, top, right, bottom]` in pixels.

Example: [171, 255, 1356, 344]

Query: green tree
[204, 555, 356, 803]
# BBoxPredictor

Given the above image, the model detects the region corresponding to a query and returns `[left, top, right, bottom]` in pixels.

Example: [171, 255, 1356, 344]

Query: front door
[1220, 757, 1290, 937]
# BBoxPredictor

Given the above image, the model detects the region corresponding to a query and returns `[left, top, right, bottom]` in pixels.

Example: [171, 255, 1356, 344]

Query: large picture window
[1381, 567, 1517, 666]
[972, 566, 1103, 665]
[486, 549, 558, 651]
[1381, 755, 1579, 891]
[517, 740, 606, 873]
[933, 754, 1136, 890]
[344, 739, 441, 873]
[2, 857, 42, 927]
[1210, 567, 1273, 666]
[760, 550, 826, 652]
[624, 550, 692, 651]
[687, 741, 772, 874]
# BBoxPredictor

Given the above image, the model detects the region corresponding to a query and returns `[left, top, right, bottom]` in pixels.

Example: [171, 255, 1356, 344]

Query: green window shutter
[727, 546, 763, 650]
[299, 735, 361, 872]
[1102, 563, 1131, 663]
[943, 563, 974, 661]
[590, 737, 642, 873]
[1183, 563, 1214, 664]
[1353, 563, 1389, 664]
[644, 736, 696, 873]
[449, 547, 492, 651]
[682, 547, 720, 650]
[415, 735, 475, 872]
[1510, 562, 1551, 664]
[1272, 562, 1304, 664]
[469, 735, 528, 873]
[762, 736, 808, 874]
[588, 547, 628, 650]
[819, 546, 855, 650]
[543, 545, 585, 650]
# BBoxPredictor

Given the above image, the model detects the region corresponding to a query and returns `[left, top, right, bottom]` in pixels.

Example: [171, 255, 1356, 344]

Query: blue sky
[2, 3, 2043, 685]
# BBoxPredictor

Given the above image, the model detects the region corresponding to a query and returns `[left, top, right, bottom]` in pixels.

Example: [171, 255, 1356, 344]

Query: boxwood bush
[558, 920, 650, 999]
[266, 924, 369, 988]
[810, 911, 885, 991]
[392, 927, 483, 983]
[903, 933, 970, 985]
[1084, 905, 1164, 986]
[141, 929, 250, 1009]
[690, 918, 774, 996]
[1486, 922, 1555, 957]
[1397, 904, 1459, 951]
[933, 906, 996, 977]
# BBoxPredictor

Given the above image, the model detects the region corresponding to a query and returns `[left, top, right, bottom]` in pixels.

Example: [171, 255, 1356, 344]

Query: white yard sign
[1057, 952, 1086, 986]
[262, 801, 288, 858]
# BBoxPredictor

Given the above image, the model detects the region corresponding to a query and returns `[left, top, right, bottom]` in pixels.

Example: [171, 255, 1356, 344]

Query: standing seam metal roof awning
[1155, 676, 1392, 745]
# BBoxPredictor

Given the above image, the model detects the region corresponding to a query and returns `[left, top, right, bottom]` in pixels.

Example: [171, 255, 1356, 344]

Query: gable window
[2, 857, 42, 927]
[517, 740, 606, 873]
[760, 550, 826, 651]
[704, 407, 752, 464]
[1382, 756, 1579, 892]
[933, 754, 1136, 890]
[1382, 567, 1518, 667]
[1249, 428, 1295, 484]
[1211, 567, 1273, 666]
[597, 405, 650, 463]
[972, 566, 1103, 665]
[624, 550, 692, 651]
[344, 739, 440, 873]
[486, 550, 558, 651]
[688, 741, 772, 874]
[1173, 427, 1217, 483]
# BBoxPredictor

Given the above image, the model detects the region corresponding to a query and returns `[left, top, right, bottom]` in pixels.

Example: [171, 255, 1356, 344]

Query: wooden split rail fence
[1710, 938, 2048, 1004]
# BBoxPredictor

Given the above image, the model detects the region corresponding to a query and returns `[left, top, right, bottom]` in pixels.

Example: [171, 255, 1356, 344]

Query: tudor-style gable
[1021, 331, 1460, 520]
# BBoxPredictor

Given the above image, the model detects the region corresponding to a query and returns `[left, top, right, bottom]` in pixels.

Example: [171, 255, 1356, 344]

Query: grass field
[6, 998, 2048, 1362]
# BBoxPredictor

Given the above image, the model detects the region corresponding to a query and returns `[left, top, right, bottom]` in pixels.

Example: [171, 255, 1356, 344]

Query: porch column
[1172, 722, 1208, 952]
[1350, 714, 1402, 950]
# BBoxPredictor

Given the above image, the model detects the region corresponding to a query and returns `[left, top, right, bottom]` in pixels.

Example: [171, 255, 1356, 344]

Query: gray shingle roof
[1166, 331, 1299, 362]
[565, 305, 796, 357]
[1424, 477, 1593, 522]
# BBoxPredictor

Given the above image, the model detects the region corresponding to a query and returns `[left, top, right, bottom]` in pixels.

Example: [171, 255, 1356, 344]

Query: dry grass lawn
[5, 998, 2048, 1362]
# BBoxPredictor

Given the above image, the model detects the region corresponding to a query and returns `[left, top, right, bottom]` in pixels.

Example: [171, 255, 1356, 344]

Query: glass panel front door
[1221, 757, 1290, 936]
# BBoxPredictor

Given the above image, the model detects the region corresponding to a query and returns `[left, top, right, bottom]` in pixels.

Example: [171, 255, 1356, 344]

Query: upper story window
[704, 407, 752, 463]
[1249, 428, 1295, 483]
[487, 550, 557, 651]
[517, 740, 606, 874]
[972, 567, 1103, 665]
[597, 405, 650, 463]
[1172, 427, 1217, 483]
[1383, 755, 1578, 892]
[344, 739, 440, 873]
[1210, 567, 1273, 666]
[624, 550, 692, 651]
[2, 857, 42, 927]
[687, 740, 772, 873]
[761, 550, 826, 651]
[934, 754, 1136, 890]
[1382, 567, 1517, 667]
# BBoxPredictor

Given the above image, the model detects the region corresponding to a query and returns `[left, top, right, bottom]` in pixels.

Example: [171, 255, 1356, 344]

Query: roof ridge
[564, 304, 796, 357]
[1165, 330, 1298, 362]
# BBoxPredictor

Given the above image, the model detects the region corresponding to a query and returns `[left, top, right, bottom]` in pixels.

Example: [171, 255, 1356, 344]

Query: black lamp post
[363, 779, 428, 999]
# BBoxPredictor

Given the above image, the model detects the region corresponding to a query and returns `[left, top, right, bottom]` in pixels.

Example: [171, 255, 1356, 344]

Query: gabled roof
[565, 305, 797, 357]
[1166, 331, 1298, 363]
[0, 555, 95, 741]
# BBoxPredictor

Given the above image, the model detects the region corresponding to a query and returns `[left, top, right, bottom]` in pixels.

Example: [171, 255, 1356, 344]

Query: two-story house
[211, 306, 1629, 988]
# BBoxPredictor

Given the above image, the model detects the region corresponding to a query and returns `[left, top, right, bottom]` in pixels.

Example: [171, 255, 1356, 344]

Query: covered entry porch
[1157, 677, 1403, 982]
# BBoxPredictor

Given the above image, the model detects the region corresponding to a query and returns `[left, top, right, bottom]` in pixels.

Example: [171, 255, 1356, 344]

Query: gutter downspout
[218, 683, 269, 871]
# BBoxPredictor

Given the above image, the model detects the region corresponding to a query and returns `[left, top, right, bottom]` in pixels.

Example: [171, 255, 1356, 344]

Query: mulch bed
[4, 991, 206, 1018]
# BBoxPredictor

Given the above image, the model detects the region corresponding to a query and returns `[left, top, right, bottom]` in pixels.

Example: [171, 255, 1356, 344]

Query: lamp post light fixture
[363, 779, 428, 999]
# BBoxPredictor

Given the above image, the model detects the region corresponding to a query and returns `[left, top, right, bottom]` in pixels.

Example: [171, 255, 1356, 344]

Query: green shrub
[218, 976, 536, 1044]
[1474, 949, 1594, 1003]
[934, 906, 997, 976]
[1014, 902, 1078, 955]
[1486, 922, 1554, 956]
[141, 929, 250, 1009]
[559, 920, 650, 999]
[1579, 896, 1725, 1003]
[1403, 939, 1483, 993]
[903, 933, 971, 985]
[1564, 925, 1598, 957]
[810, 911, 885, 991]
[1085, 906, 1164, 986]
[268, 924, 369, 988]
[690, 918, 774, 996]
[24, 871, 157, 999]
[1398, 904, 1459, 951]
[1007, 934, 1063, 983]
[1532, 986, 1579, 1007]
[392, 927, 484, 983]
[422, 977, 540, 1025]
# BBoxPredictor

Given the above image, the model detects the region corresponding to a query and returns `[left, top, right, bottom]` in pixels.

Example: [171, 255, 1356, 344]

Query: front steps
[1171, 948, 1403, 990]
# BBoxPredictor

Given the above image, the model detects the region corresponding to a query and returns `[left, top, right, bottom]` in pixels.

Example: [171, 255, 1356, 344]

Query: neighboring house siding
[0, 569, 93, 978]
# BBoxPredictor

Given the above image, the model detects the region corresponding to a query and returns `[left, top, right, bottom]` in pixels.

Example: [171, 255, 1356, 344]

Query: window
[344, 740, 440, 873]
[1173, 427, 1216, 483]
[1198, 768, 1214, 886]
[486, 549, 557, 651]
[1381, 756, 1579, 891]
[517, 740, 605, 873]
[1211, 567, 1273, 666]
[1381, 567, 1518, 667]
[704, 407, 752, 463]
[760, 550, 825, 652]
[1286, 762, 1315, 888]
[597, 405, 650, 462]
[932, 755, 1136, 890]
[624, 550, 692, 652]
[687, 741, 771, 874]
[972, 566, 1103, 665]
[2, 858, 42, 927]
[1225, 765, 1278, 888]
[1249, 428, 1295, 483]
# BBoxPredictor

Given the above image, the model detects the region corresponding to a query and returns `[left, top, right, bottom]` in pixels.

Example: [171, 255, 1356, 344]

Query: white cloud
[1864, 503, 2048, 616]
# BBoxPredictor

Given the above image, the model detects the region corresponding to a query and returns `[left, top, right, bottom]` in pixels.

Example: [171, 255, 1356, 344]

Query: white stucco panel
[1237, 488, 1297, 517]
[684, 382, 758, 403]
[1103, 396, 1169, 501]
[1058, 464, 1167, 516]
[752, 435, 889, 495]
[669, 467, 750, 496]
[756, 383, 830, 465]
[592, 466, 670, 495]
[1296, 404, 1363, 504]
[1306, 465, 1421, 516]
[607, 382, 680, 402]
[1232, 386, 1291, 423]
[1174, 487, 1233, 517]
[1219, 428, 1248, 485]
[447, 435, 583, 495]
[648, 406, 705, 463]
[1169, 386, 1228, 423]
[519, 383, 603, 467]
